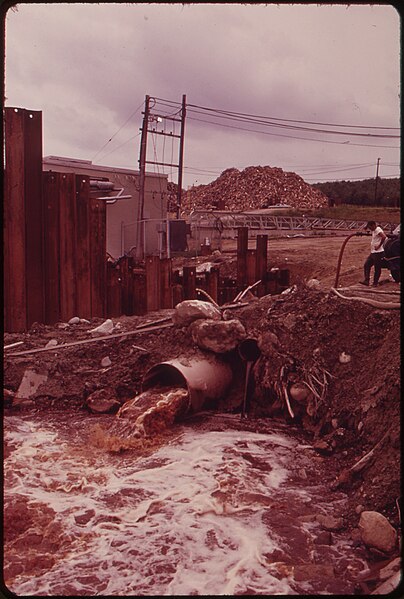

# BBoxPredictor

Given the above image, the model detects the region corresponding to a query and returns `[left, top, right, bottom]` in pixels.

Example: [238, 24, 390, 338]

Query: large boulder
[358, 511, 397, 553]
[190, 318, 247, 353]
[172, 300, 222, 327]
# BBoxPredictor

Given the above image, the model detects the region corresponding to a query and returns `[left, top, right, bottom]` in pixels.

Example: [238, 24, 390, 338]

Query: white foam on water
[4, 414, 363, 596]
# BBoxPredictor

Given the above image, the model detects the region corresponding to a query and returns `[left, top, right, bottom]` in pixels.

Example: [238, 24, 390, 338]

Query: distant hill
[313, 177, 400, 207]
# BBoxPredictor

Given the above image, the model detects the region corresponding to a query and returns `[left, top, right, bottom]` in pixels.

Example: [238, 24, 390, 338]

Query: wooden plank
[75, 175, 92, 319]
[42, 172, 60, 324]
[237, 226, 248, 287]
[146, 255, 161, 311]
[23, 109, 44, 327]
[160, 258, 173, 309]
[89, 196, 107, 317]
[59, 173, 77, 321]
[183, 266, 196, 299]
[4, 107, 27, 332]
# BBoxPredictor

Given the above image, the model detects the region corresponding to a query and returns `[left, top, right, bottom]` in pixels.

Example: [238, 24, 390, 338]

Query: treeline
[312, 177, 400, 207]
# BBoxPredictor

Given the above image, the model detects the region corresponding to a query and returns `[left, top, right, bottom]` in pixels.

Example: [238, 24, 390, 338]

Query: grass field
[294, 204, 400, 223]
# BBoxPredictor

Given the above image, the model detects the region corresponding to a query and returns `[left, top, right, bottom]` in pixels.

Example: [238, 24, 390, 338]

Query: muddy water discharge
[4, 412, 367, 596]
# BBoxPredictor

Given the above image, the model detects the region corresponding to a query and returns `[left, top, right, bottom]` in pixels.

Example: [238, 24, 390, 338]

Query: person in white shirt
[360, 220, 387, 287]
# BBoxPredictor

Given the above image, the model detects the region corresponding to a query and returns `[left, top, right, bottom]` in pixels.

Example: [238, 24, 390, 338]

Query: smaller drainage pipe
[142, 354, 233, 413]
[238, 339, 261, 418]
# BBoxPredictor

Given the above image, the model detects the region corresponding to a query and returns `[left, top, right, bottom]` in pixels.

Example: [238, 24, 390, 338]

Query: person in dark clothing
[360, 220, 387, 287]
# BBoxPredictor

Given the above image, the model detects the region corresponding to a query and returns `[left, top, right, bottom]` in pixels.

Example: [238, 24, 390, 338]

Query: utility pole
[176, 94, 186, 219]
[374, 157, 381, 205]
[136, 94, 187, 259]
[136, 94, 150, 260]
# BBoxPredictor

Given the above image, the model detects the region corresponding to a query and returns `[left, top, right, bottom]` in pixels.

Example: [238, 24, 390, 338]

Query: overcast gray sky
[4, 2, 401, 189]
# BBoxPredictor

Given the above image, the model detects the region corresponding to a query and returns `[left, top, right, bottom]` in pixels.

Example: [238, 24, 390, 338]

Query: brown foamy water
[4, 411, 368, 595]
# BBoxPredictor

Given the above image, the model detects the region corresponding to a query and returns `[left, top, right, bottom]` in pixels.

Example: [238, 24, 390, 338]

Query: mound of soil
[179, 165, 329, 212]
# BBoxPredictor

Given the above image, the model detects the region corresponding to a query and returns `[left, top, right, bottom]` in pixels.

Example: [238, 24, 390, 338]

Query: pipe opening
[238, 338, 261, 362]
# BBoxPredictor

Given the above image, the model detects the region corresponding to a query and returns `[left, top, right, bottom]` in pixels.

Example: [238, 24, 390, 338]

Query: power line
[186, 107, 399, 138]
[91, 101, 144, 161]
[187, 115, 399, 149]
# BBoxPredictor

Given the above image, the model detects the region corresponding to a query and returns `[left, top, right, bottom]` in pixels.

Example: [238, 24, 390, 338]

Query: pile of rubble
[177, 166, 329, 213]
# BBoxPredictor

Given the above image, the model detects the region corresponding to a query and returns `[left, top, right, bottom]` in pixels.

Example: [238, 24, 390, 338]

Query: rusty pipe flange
[142, 355, 233, 413]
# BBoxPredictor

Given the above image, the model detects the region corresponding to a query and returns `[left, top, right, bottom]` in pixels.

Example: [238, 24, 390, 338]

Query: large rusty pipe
[142, 354, 233, 413]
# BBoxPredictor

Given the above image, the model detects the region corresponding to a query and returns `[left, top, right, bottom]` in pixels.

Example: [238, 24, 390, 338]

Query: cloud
[4, 3, 400, 187]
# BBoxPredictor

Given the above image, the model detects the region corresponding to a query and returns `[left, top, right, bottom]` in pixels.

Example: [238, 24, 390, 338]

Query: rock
[371, 571, 401, 595]
[190, 318, 247, 353]
[313, 440, 333, 454]
[293, 564, 335, 581]
[44, 339, 58, 348]
[79, 318, 91, 324]
[68, 316, 80, 325]
[339, 352, 351, 364]
[316, 514, 344, 531]
[89, 319, 114, 336]
[14, 369, 48, 402]
[379, 557, 401, 581]
[289, 383, 310, 403]
[85, 388, 121, 414]
[313, 531, 333, 545]
[101, 356, 112, 368]
[355, 504, 365, 514]
[306, 278, 321, 289]
[172, 300, 222, 327]
[358, 511, 397, 553]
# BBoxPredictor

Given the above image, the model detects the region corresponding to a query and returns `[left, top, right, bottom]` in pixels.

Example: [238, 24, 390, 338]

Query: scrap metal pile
[175, 166, 329, 213]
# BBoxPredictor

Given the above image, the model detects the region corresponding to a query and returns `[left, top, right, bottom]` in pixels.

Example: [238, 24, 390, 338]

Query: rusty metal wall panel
[255, 234, 268, 279]
[59, 173, 77, 321]
[75, 175, 92, 319]
[146, 255, 161, 312]
[133, 270, 147, 315]
[23, 109, 44, 327]
[183, 266, 196, 300]
[205, 267, 219, 303]
[120, 256, 134, 315]
[89, 197, 107, 317]
[106, 263, 122, 318]
[246, 249, 257, 285]
[42, 172, 61, 324]
[172, 284, 183, 307]
[160, 258, 173, 309]
[236, 227, 248, 287]
[4, 108, 27, 331]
